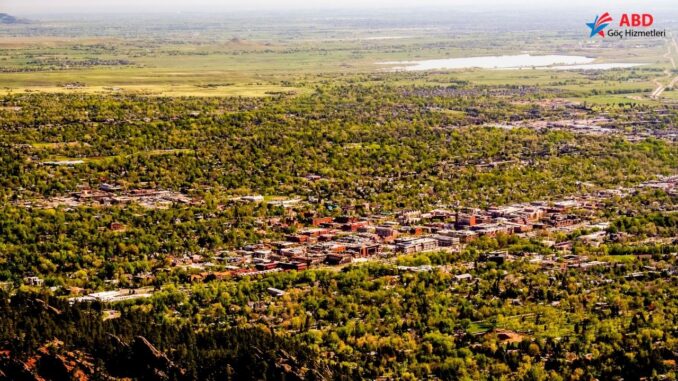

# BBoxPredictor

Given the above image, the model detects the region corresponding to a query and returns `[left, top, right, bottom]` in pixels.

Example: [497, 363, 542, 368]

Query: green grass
[0, 30, 672, 103]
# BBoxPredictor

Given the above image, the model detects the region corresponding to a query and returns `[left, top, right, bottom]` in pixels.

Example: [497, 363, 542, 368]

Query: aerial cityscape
[0, 1, 676, 380]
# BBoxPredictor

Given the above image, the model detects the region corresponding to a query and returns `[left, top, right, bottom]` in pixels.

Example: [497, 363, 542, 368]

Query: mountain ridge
[0, 13, 29, 24]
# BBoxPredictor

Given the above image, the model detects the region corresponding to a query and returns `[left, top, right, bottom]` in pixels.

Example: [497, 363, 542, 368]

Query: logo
[586, 12, 612, 38]
[586, 12, 664, 39]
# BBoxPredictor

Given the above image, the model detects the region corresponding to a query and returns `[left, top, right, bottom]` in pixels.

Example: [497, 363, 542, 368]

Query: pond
[379, 54, 643, 71]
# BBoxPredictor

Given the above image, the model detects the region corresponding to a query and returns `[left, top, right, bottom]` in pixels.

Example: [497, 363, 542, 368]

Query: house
[482, 251, 509, 265]
[554, 241, 573, 252]
[100, 183, 122, 192]
[579, 231, 606, 247]
[23, 276, 44, 287]
[305, 174, 322, 181]
[110, 222, 126, 231]
[453, 273, 474, 282]
[397, 265, 433, 273]
[267, 287, 286, 297]
[241, 195, 264, 203]
[357, 225, 375, 233]
[571, 261, 611, 270]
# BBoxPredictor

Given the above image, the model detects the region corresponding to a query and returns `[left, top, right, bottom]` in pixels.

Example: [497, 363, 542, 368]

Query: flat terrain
[0, 13, 675, 101]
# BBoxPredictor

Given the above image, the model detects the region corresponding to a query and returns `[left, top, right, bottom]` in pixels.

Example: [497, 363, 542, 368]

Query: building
[447, 230, 478, 243]
[345, 242, 381, 257]
[433, 235, 461, 250]
[453, 273, 474, 282]
[255, 262, 278, 271]
[100, 183, 122, 192]
[398, 210, 422, 225]
[278, 262, 308, 271]
[241, 195, 264, 203]
[267, 287, 286, 297]
[376, 226, 398, 241]
[311, 217, 333, 227]
[342, 221, 368, 232]
[286, 234, 310, 243]
[455, 213, 478, 228]
[325, 254, 352, 265]
[395, 237, 438, 254]
[110, 222, 126, 231]
[23, 276, 44, 287]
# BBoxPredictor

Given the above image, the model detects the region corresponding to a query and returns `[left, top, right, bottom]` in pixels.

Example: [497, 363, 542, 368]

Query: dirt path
[651, 34, 678, 99]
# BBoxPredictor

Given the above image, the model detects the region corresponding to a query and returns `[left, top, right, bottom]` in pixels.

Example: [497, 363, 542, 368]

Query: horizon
[3, 0, 677, 16]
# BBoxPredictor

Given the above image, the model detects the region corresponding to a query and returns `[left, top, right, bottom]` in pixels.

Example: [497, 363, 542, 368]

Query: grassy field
[0, 16, 674, 101]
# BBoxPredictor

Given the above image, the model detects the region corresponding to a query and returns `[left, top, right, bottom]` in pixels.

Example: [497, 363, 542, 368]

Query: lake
[379, 54, 643, 71]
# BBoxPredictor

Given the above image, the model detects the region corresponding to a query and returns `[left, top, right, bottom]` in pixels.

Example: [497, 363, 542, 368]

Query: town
[55, 175, 676, 303]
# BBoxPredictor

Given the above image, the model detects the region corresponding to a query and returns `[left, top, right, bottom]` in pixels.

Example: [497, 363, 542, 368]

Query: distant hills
[0, 13, 28, 24]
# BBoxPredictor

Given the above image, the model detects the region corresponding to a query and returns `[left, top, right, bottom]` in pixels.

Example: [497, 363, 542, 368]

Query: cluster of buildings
[21, 183, 196, 209]
[23, 173, 672, 307]
[19, 174, 676, 294]
[179, 199, 594, 281]
[68, 288, 154, 304]
[498, 105, 678, 143]
[182, 175, 676, 281]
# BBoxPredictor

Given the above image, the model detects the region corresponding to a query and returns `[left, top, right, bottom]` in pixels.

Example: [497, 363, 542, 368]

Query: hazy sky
[2, 0, 673, 14]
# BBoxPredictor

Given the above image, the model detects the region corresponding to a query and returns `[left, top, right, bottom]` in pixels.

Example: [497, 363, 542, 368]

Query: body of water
[379, 54, 643, 71]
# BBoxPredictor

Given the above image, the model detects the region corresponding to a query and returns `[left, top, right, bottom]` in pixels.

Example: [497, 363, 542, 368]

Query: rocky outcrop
[0, 356, 45, 381]
[0, 340, 95, 381]
[1, 334, 331, 381]
[130, 336, 186, 380]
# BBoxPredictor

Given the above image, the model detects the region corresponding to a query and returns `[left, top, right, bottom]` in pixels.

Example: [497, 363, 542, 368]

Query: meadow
[0, 12, 675, 102]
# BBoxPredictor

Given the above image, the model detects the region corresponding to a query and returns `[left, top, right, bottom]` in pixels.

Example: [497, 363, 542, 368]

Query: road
[651, 34, 678, 99]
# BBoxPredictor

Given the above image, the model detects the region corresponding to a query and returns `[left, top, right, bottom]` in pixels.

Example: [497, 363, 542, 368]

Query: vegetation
[0, 9, 677, 381]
